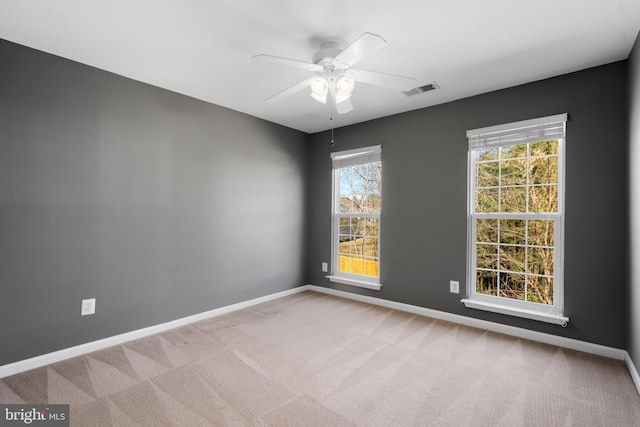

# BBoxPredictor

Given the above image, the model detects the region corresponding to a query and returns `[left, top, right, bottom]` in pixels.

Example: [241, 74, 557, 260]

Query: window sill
[326, 276, 382, 291]
[461, 298, 569, 327]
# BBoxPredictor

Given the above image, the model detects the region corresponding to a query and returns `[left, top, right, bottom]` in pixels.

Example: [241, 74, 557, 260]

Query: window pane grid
[469, 118, 564, 315]
[475, 272, 555, 300]
[475, 218, 556, 302]
[475, 184, 556, 188]
[475, 153, 557, 163]
[476, 267, 553, 277]
[334, 213, 380, 218]
[473, 141, 559, 215]
[478, 241, 552, 248]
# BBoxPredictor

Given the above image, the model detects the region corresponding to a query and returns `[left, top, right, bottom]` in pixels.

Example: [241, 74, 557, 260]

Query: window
[328, 145, 382, 290]
[463, 114, 569, 326]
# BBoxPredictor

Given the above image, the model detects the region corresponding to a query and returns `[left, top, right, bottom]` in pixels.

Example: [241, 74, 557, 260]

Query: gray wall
[0, 39, 307, 365]
[629, 31, 640, 369]
[0, 34, 634, 367]
[307, 61, 628, 348]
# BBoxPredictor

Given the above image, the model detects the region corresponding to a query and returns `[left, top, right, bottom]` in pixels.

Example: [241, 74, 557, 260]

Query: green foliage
[475, 141, 558, 214]
[474, 141, 558, 305]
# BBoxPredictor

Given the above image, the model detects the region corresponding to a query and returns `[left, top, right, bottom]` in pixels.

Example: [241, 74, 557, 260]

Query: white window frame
[462, 114, 569, 326]
[327, 145, 382, 291]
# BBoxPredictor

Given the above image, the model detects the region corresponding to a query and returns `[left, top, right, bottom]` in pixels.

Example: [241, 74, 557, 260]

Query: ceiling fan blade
[252, 54, 323, 72]
[335, 32, 387, 67]
[335, 97, 353, 114]
[265, 77, 315, 103]
[354, 69, 416, 91]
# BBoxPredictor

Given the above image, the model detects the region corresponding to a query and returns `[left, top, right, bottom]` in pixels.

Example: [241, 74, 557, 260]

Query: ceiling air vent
[404, 82, 440, 96]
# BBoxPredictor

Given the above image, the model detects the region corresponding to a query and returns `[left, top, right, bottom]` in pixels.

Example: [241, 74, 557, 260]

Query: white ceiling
[1, 1, 639, 134]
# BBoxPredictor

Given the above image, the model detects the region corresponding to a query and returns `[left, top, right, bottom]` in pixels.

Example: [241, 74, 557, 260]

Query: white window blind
[331, 145, 381, 169]
[467, 113, 567, 150]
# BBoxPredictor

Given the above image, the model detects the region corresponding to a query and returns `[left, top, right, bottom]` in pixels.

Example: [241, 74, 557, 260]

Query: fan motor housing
[313, 42, 348, 70]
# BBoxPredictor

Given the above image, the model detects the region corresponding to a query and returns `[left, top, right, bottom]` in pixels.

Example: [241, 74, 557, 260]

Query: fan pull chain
[328, 69, 335, 147]
[330, 113, 335, 146]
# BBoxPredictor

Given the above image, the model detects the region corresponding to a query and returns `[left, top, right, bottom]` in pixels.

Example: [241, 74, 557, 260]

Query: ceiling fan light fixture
[334, 92, 352, 104]
[335, 75, 355, 102]
[311, 92, 328, 104]
[310, 76, 329, 104]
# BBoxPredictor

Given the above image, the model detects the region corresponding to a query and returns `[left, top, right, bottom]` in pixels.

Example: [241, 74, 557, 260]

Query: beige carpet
[1, 290, 639, 426]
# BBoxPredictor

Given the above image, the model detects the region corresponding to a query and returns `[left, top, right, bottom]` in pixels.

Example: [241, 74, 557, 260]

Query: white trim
[467, 113, 568, 138]
[326, 275, 382, 291]
[626, 353, 640, 396]
[0, 286, 308, 379]
[306, 285, 625, 361]
[461, 298, 569, 326]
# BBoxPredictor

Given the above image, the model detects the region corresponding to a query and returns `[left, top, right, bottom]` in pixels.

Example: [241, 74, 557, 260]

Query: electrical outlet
[449, 280, 459, 294]
[81, 298, 96, 316]
[322, 262, 328, 272]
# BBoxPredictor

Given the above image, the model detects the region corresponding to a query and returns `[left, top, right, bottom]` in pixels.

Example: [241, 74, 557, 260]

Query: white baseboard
[306, 284, 640, 395]
[3, 283, 639, 397]
[626, 352, 640, 395]
[0, 286, 308, 379]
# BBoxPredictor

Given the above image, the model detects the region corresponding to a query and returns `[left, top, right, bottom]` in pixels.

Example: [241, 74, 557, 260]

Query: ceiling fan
[252, 32, 416, 114]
